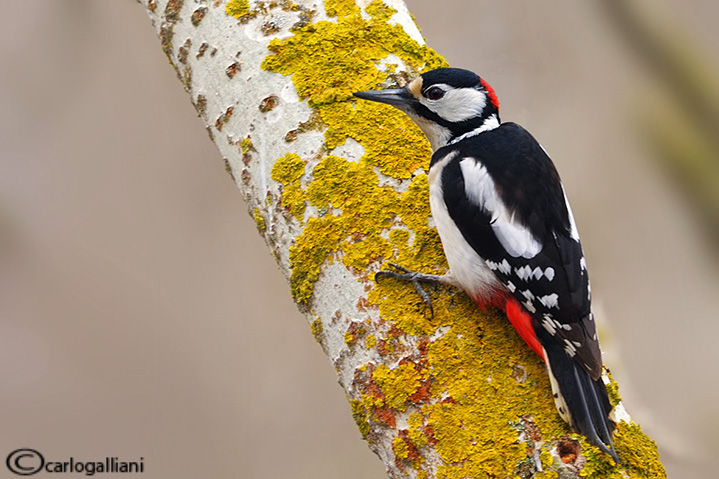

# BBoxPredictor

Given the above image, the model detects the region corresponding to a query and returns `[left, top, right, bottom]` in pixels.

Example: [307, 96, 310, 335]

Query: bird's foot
[375, 263, 444, 315]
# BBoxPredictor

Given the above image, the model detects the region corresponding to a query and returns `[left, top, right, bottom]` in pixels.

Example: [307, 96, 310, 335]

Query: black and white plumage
[354, 68, 618, 460]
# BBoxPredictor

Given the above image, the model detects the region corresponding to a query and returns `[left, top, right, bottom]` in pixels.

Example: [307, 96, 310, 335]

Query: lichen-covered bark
[140, 1, 665, 477]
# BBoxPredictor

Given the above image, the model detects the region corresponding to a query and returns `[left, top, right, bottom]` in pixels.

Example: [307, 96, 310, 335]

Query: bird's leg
[375, 263, 445, 315]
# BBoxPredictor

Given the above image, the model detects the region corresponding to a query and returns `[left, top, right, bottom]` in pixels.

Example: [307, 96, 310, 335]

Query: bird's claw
[375, 263, 443, 316]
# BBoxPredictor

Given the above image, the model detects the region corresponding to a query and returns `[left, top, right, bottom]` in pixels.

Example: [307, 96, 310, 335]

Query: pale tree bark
[140, 1, 665, 477]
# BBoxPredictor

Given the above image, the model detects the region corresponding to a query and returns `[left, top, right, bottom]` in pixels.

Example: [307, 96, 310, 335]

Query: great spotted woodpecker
[354, 68, 618, 461]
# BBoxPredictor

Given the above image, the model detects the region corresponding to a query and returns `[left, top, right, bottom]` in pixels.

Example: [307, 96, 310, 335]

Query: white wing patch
[428, 151, 503, 302]
[459, 159, 543, 259]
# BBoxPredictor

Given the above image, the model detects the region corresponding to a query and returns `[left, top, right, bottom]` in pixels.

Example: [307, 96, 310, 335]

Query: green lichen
[225, 0, 249, 19]
[259, 0, 663, 476]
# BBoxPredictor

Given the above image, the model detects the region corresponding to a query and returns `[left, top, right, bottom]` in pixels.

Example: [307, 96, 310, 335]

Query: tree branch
[140, 1, 665, 477]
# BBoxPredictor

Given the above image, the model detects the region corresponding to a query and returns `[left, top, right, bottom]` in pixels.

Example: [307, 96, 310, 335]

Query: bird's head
[353, 67, 500, 151]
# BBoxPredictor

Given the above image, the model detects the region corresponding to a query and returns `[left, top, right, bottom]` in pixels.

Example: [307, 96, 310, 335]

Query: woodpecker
[354, 68, 618, 461]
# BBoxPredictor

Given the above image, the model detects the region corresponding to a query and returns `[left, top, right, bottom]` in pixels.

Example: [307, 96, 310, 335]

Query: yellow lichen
[263, 0, 447, 304]
[311, 317, 323, 343]
[417, 301, 564, 477]
[581, 421, 666, 478]
[604, 369, 623, 406]
[225, 0, 249, 19]
[253, 208, 266, 232]
[259, 0, 663, 476]
[324, 0, 359, 17]
[240, 137, 253, 154]
[393, 436, 410, 460]
[270, 152, 306, 219]
[350, 399, 371, 439]
[407, 412, 428, 448]
[372, 363, 426, 411]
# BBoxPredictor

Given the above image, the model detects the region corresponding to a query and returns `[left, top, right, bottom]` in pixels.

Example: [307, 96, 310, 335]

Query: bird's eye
[425, 87, 444, 100]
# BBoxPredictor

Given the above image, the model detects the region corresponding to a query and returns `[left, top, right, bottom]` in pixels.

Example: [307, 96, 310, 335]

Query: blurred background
[1, 1, 717, 477]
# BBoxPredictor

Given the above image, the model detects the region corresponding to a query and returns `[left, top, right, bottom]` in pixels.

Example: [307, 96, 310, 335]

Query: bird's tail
[542, 333, 619, 462]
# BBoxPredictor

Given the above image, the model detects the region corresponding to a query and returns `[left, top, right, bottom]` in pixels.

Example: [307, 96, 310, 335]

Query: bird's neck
[446, 113, 501, 148]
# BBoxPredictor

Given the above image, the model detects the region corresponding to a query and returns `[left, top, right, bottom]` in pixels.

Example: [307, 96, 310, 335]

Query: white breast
[428, 152, 503, 302]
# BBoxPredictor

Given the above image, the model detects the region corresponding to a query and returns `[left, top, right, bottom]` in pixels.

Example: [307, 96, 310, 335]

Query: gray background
[1, 1, 718, 478]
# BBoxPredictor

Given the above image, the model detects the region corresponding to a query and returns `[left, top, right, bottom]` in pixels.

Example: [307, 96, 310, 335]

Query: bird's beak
[353, 88, 413, 108]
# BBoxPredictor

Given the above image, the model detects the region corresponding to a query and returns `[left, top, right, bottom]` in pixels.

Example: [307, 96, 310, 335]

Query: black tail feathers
[543, 337, 619, 462]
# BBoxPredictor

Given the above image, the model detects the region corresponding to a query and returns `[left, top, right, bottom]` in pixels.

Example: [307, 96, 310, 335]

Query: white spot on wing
[515, 265, 533, 281]
[532, 266, 544, 280]
[498, 259, 511, 275]
[523, 300, 536, 313]
[542, 314, 557, 335]
[542, 316, 556, 335]
[563, 339, 577, 357]
[538, 293, 559, 309]
[544, 267, 555, 281]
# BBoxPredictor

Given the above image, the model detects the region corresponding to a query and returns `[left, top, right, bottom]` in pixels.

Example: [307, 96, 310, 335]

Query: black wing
[437, 122, 602, 379]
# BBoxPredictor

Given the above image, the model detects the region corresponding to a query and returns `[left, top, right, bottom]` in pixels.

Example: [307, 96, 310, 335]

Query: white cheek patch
[459, 159, 543, 259]
[420, 84, 488, 123]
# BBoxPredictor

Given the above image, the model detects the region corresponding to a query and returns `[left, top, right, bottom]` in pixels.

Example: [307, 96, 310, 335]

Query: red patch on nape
[479, 78, 500, 111]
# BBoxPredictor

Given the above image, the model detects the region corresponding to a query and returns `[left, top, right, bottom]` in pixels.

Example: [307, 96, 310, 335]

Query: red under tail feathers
[472, 293, 544, 361]
[504, 298, 545, 360]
